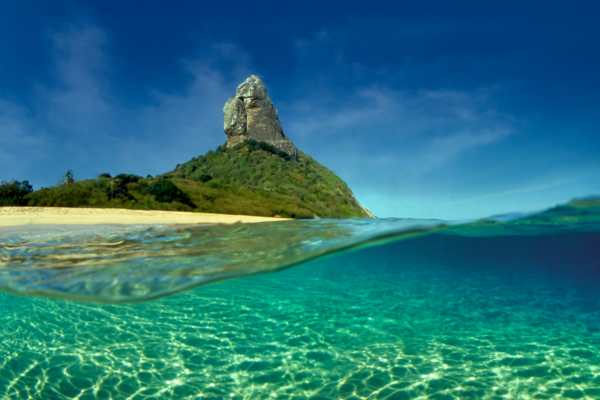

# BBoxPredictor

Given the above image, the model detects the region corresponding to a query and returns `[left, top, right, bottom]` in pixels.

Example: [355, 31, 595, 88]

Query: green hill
[168, 141, 368, 218]
[7, 141, 369, 219]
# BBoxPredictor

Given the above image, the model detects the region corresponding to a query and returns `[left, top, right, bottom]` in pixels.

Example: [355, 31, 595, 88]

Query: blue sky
[1, 1, 599, 219]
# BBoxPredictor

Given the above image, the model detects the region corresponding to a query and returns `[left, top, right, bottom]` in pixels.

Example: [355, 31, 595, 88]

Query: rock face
[223, 75, 297, 157]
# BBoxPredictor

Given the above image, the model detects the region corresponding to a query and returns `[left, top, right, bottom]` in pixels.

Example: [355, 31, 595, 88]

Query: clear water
[1, 201, 600, 398]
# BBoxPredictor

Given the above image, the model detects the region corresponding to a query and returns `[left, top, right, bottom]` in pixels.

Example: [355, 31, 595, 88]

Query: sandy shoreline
[0, 207, 287, 227]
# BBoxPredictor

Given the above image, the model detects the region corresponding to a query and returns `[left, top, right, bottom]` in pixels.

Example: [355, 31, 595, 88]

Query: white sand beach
[0, 207, 287, 227]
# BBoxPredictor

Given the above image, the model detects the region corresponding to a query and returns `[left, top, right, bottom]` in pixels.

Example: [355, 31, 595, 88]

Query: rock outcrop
[223, 75, 297, 157]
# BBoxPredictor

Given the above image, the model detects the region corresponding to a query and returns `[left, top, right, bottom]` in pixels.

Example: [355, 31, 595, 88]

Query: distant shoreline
[0, 207, 288, 227]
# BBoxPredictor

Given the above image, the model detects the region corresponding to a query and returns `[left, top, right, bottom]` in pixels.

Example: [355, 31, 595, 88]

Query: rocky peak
[223, 75, 297, 157]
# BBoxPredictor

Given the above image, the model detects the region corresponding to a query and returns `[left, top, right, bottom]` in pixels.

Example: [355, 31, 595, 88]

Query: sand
[0, 207, 287, 227]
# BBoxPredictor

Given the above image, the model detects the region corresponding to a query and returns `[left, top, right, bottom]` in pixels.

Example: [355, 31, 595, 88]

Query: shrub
[27, 184, 92, 207]
[106, 179, 133, 201]
[146, 179, 195, 208]
[0, 180, 33, 206]
[114, 174, 142, 185]
[199, 174, 213, 183]
[103, 174, 143, 201]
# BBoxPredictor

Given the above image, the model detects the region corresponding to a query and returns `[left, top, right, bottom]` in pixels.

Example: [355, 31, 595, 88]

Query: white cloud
[283, 85, 514, 178]
[417, 127, 512, 173]
[0, 100, 49, 181]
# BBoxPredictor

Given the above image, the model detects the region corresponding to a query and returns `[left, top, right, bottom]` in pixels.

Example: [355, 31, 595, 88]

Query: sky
[1, 1, 599, 219]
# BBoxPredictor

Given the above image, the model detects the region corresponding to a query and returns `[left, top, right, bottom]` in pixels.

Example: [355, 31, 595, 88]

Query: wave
[1, 199, 599, 303]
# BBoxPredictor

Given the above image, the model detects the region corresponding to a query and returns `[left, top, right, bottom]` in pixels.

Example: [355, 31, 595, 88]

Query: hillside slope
[168, 141, 368, 218]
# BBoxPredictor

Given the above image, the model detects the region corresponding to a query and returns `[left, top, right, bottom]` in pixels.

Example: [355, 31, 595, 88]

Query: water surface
[1, 200, 599, 398]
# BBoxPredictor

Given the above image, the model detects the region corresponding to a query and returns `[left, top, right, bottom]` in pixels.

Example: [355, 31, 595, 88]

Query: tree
[0, 180, 34, 206]
[146, 179, 195, 208]
[63, 170, 75, 185]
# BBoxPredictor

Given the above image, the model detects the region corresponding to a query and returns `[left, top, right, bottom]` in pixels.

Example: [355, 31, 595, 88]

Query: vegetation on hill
[168, 141, 368, 218]
[0, 141, 369, 218]
[24, 174, 197, 211]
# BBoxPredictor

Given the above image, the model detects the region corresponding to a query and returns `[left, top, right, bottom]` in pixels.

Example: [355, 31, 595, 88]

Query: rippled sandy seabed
[1, 202, 600, 399]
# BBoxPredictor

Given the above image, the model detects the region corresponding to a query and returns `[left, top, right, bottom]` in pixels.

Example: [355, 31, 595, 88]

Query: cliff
[223, 75, 297, 157]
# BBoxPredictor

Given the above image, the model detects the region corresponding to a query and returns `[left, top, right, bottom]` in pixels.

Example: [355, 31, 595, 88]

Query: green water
[1, 200, 600, 398]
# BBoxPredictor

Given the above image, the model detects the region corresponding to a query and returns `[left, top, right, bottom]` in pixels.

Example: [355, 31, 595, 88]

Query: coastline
[0, 207, 288, 227]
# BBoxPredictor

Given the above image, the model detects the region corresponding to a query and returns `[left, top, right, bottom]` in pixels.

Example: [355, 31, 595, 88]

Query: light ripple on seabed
[0, 202, 600, 398]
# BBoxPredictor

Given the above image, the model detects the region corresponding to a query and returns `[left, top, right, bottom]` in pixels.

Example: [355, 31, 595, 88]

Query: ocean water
[1, 201, 600, 399]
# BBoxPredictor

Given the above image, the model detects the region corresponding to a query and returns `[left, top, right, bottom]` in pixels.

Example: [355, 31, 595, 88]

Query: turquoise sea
[1, 200, 600, 399]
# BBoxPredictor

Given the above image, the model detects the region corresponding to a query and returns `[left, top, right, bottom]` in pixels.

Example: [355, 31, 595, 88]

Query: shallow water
[1, 201, 600, 398]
